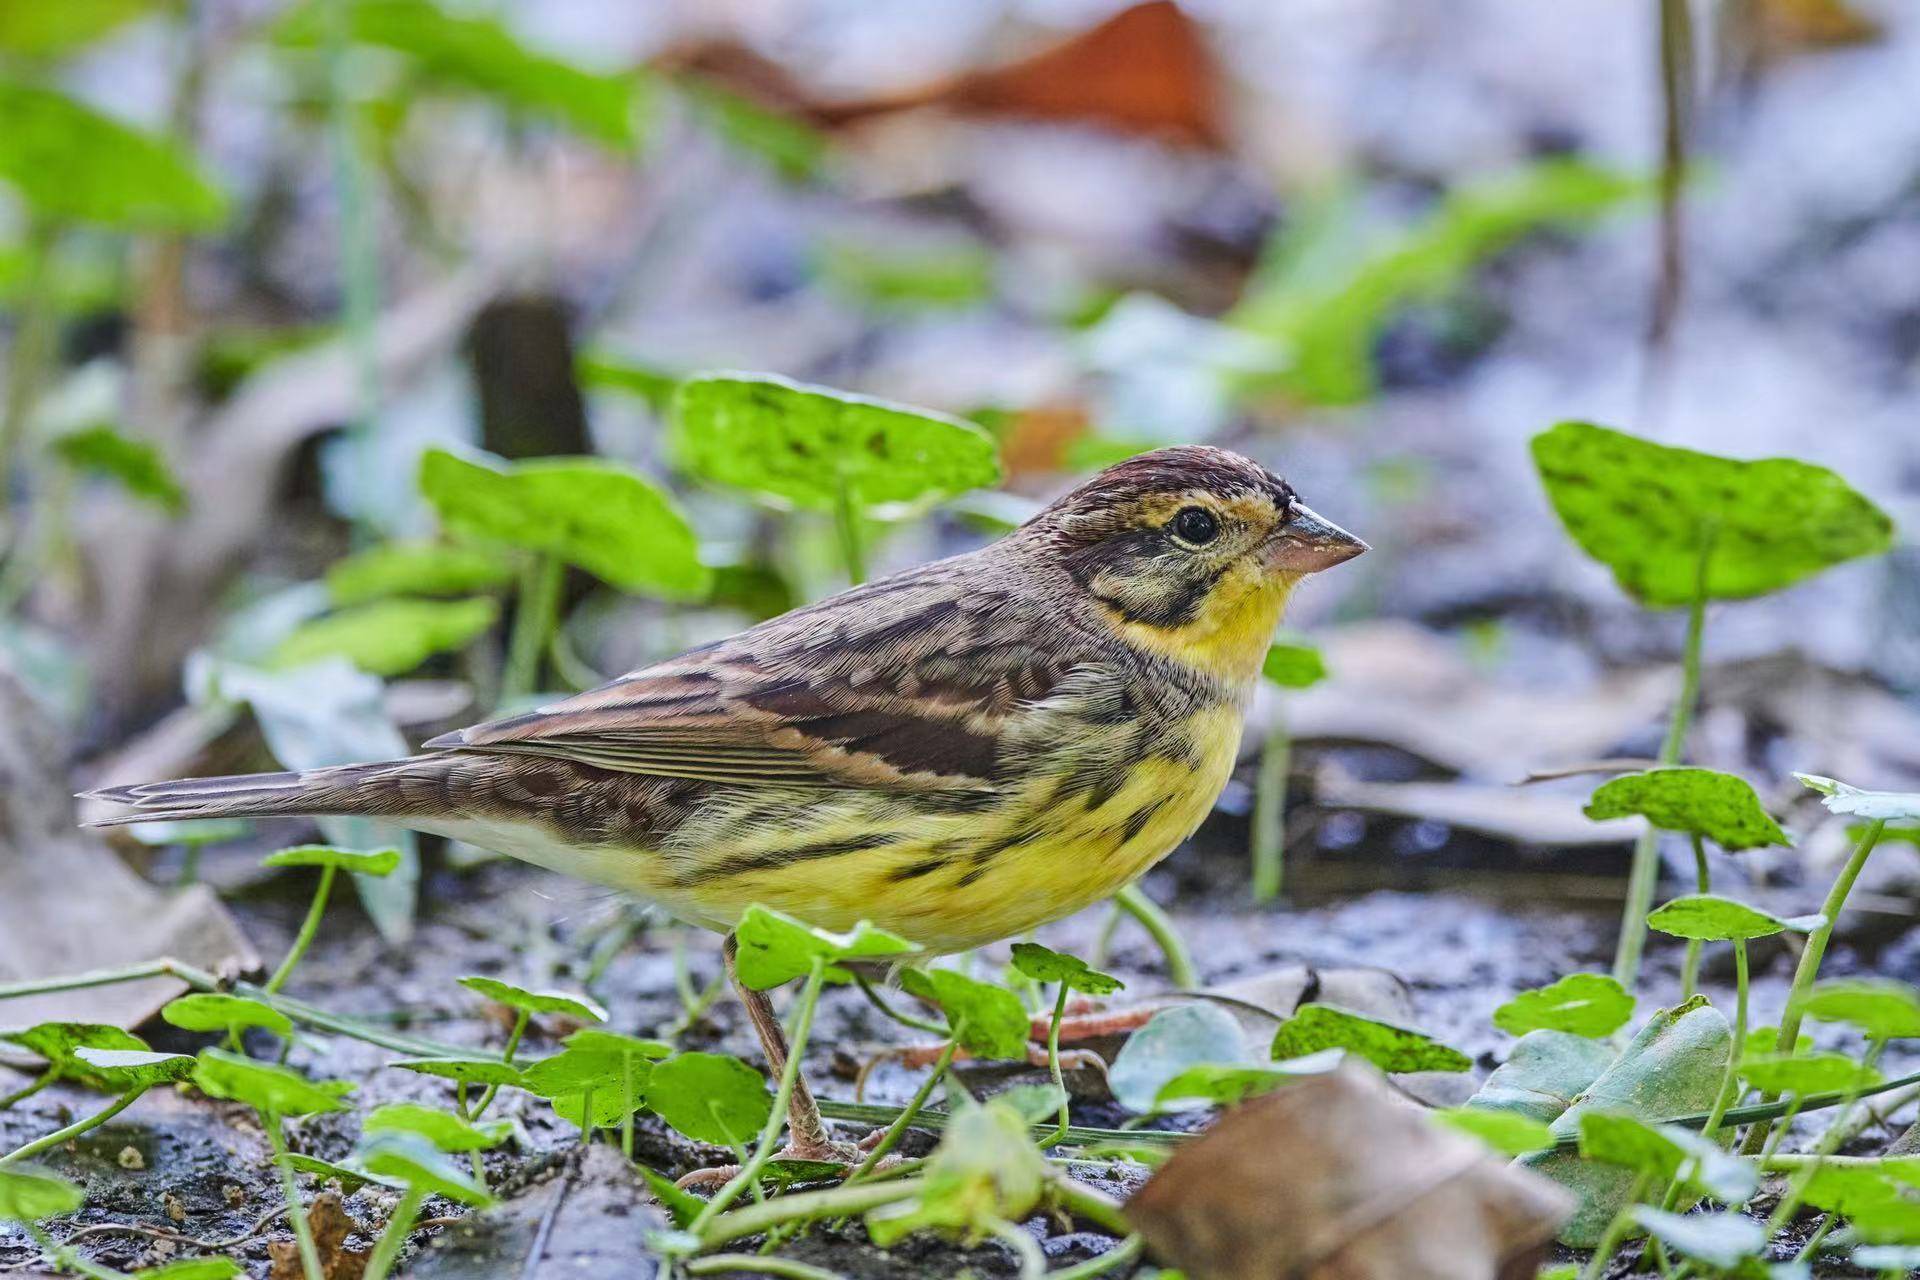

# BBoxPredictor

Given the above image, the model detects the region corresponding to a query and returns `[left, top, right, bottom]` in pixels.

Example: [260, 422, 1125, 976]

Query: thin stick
[267, 865, 337, 993]
[1113, 884, 1197, 988]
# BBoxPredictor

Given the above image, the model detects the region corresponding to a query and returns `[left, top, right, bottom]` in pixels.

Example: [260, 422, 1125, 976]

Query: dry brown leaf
[1126, 1061, 1572, 1280]
[269, 1193, 367, 1280]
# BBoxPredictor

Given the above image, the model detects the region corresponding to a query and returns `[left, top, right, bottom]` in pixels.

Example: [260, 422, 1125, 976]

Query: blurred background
[1, 0, 1917, 1027]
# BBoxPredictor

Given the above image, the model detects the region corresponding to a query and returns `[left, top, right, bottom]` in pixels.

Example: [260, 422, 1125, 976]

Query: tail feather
[81, 759, 428, 827]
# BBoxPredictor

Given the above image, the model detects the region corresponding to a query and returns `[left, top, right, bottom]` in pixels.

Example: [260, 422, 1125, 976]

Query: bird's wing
[426, 574, 1084, 792]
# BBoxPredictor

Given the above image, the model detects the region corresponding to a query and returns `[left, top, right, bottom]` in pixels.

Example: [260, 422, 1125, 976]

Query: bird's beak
[1267, 503, 1369, 575]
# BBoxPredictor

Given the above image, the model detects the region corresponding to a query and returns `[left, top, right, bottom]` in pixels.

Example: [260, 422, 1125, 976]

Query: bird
[83, 445, 1365, 1167]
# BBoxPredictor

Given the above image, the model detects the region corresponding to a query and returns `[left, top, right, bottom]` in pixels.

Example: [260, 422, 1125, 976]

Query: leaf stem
[1250, 712, 1291, 902]
[362, 1184, 427, 1280]
[1113, 884, 1197, 989]
[687, 1256, 846, 1280]
[1047, 1235, 1145, 1280]
[501, 555, 564, 704]
[1581, 1171, 1653, 1280]
[1612, 536, 1711, 989]
[986, 1216, 1045, 1279]
[832, 475, 866, 585]
[0, 1070, 53, 1111]
[849, 1038, 957, 1180]
[0, 221, 61, 549]
[695, 1179, 919, 1248]
[266, 865, 337, 994]
[1742, 818, 1887, 1154]
[1679, 834, 1709, 999]
[471, 1009, 529, 1119]
[851, 971, 950, 1037]
[265, 1111, 325, 1280]
[1043, 983, 1071, 1148]
[1697, 937, 1747, 1142]
[1767, 1038, 1887, 1231]
[691, 958, 829, 1231]
[0, 1085, 148, 1166]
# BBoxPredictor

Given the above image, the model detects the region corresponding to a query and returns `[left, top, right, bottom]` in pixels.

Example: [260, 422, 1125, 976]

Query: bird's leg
[725, 935, 840, 1159]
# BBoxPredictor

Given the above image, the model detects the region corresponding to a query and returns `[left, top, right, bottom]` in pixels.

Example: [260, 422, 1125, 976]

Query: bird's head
[1019, 445, 1366, 681]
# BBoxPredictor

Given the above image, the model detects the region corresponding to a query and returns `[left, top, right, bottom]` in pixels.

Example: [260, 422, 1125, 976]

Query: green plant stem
[1051, 1175, 1131, 1236]
[1047, 1235, 1145, 1280]
[0, 221, 60, 545]
[1581, 1172, 1653, 1280]
[502, 555, 564, 704]
[832, 476, 866, 584]
[0, 1085, 148, 1166]
[1250, 714, 1291, 902]
[471, 1009, 529, 1119]
[265, 1111, 325, 1280]
[1043, 983, 1072, 1148]
[850, 1039, 957, 1181]
[621, 1054, 635, 1160]
[687, 1255, 847, 1280]
[691, 959, 830, 1231]
[851, 971, 951, 1037]
[325, 0, 382, 544]
[1697, 938, 1748, 1142]
[1792, 1214, 1834, 1263]
[1113, 884, 1197, 989]
[1612, 539, 1710, 989]
[361, 1184, 427, 1280]
[1767, 1038, 1886, 1232]
[986, 1216, 1044, 1279]
[1679, 834, 1709, 999]
[0, 1070, 53, 1111]
[267, 866, 338, 994]
[1742, 818, 1887, 1154]
[696, 1179, 919, 1249]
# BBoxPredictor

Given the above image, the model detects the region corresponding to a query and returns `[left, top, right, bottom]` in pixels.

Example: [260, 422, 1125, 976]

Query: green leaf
[815, 238, 993, 312]
[1855, 822, 1920, 848]
[1631, 1207, 1768, 1270]
[356, 1132, 494, 1207]
[70, 1047, 194, 1087]
[990, 1083, 1071, 1127]
[1493, 974, 1635, 1039]
[1466, 1029, 1616, 1124]
[457, 976, 606, 1023]
[636, 1164, 703, 1229]
[0, 1164, 84, 1221]
[1736, 1050, 1880, 1095]
[1109, 1004, 1249, 1113]
[261, 845, 402, 876]
[1261, 641, 1328, 689]
[133, 1259, 245, 1280]
[1797, 978, 1920, 1039]
[0, 1021, 146, 1066]
[52, 425, 185, 513]
[161, 994, 294, 1040]
[1584, 769, 1790, 852]
[1008, 942, 1123, 995]
[325, 541, 512, 606]
[388, 1056, 524, 1088]
[519, 1047, 650, 1129]
[363, 1102, 509, 1152]
[0, 82, 226, 229]
[898, 969, 1029, 1061]
[1269, 1004, 1471, 1074]
[1647, 894, 1821, 942]
[1531, 422, 1894, 607]
[865, 1099, 1048, 1246]
[1430, 1106, 1555, 1157]
[577, 353, 678, 412]
[679, 78, 825, 182]
[672, 373, 1001, 514]
[646, 1052, 773, 1148]
[271, 597, 498, 677]
[730, 905, 920, 991]
[281, 1153, 403, 1192]
[562, 1029, 673, 1059]
[279, 0, 639, 145]
[1796, 1158, 1920, 1218]
[1152, 1052, 1346, 1110]
[419, 448, 710, 599]
[1577, 1111, 1757, 1205]
[0, 0, 154, 58]
[192, 1048, 352, 1117]
[1797, 774, 1920, 822]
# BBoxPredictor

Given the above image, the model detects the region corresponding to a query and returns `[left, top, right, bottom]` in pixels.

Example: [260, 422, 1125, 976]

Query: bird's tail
[81, 757, 449, 827]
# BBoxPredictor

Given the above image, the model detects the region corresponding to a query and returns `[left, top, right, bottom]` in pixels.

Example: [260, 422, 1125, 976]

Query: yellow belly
[643, 702, 1244, 952]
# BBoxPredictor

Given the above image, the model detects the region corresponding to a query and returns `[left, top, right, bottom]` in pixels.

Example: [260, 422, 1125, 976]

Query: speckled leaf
[1585, 768, 1790, 852]
[1798, 774, 1920, 822]
[1531, 421, 1893, 607]
[1518, 997, 1732, 1247]
[900, 969, 1029, 1061]
[730, 905, 920, 991]
[672, 373, 1000, 513]
[420, 448, 710, 599]
[161, 995, 293, 1040]
[1647, 894, 1821, 942]
[0, 1165, 84, 1221]
[0, 1022, 146, 1066]
[1270, 1004, 1470, 1074]
[1009, 942, 1123, 995]
[1467, 1030, 1616, 1124]
[193, 1048, 352, 1117]
[1110, 1004, 1250, 1113]
[457, 976, 605, 1023]
[647, 1052, 773, 1147]
[71, 1047, 194, 1088]
[1494, 974, 1634, 1039]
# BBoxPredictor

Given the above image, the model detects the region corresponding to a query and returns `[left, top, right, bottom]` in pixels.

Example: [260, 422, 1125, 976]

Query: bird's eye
[1170, 506, 1219, 545]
